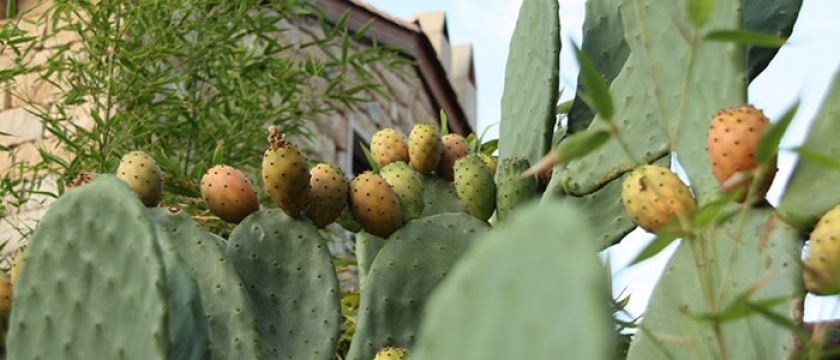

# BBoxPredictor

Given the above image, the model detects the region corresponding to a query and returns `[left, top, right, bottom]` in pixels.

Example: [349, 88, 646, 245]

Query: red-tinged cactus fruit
[408, 124, 442, 174]
[621, 164, 696, 233]
[437, 133, 470, 181]
[707, 104, 777, 203]
[201, 165, 260, 223]
[371, 128, 409, 168]
[304, 163, 349, 228]
[804, 205, 840, 295]
[116, 150, 164, 207]
[349, 171, 403, 237]
[262, 126, 310, 217]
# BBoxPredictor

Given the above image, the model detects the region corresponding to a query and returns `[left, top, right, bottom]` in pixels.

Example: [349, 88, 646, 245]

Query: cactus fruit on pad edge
[226, 209, 340, 360]
[7, 175, 208, 360]
[148, 208, 262, 359]
[346, 213, 490, 360]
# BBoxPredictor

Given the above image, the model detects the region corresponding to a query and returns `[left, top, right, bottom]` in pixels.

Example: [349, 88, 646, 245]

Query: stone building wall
[0, 2, 448, 253]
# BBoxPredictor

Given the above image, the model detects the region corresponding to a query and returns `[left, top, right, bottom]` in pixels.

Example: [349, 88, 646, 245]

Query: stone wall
[0, 3, 442, 253]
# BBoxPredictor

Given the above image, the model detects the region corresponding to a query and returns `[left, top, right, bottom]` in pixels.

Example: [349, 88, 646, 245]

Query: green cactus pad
[7, 175, 193, 359]
[561, 0, 749, 201]
[779, 72, 840, 231]
[496, 157, 537, 222]
[346, 213, 490, 360]
[498, 0, 559, 167]
[627, 208, 803, 359]
[410, 201, 612, 360]
[151, 223, 211, 360]
[567, 0, 630, 133]
[421, 175, 466, 216]
[148, 208, 262, 359]
[355, 231, 386, 292]
[226, 209, 340, 360]
[745, 0, 803, 80]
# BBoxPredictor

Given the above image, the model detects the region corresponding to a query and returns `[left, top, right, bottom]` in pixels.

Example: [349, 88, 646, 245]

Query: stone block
[0, 107, 43, 147]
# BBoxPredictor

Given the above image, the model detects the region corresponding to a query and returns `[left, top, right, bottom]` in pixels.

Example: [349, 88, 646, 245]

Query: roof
[314, 0, 473, 136]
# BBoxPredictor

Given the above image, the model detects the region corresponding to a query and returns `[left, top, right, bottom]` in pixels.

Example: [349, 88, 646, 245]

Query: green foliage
[0, 0, 399, 229]
[410, 201, 612, 360]
[347, 214, 489, 360]
[226, 209, 340, 360]
[498, 0, 560, 167]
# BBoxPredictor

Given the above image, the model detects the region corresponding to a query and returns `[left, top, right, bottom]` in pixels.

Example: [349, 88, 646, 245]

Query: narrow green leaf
[573, 44, 614, 120]
[555, 129, 610, 163]
[556, 99, 573, 115]
[689, 294, 790, 325]
[686, 0, 715, 28]
[359, 142, 380, 173]
[691, 192, 741, 228]
[353, 19, 375, 41]
[7, 0, 17, 19]
[705, 30, 787, 47]
[756, 101, 798, 163]
[439, 109, 449, 136]
[791, 147, 840, 172]
[467, 133, 479, 153]
[630, 221, 687, 265]
[210, 141, 224, 166]
[747, 302, 811, 341]
[480, 139, 499, 155]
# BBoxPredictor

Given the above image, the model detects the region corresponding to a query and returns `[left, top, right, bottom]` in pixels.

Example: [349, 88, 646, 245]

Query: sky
[365, 0, 840, 322]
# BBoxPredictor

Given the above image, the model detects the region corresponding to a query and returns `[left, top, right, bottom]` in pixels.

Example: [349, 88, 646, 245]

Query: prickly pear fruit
[437, 133, 470, 180]
[349, 171, 403, 237]
[453, 154, 496, 221]
[304, 163, 349, 228]
[0, 272, 11, 342]
[496, 157, 537, 221]
[621, 164, 696, 232]
[374, 347, 408, 360]
[380, 161, 424, 221]
[116, 150, 163, 206]
[479, 153, 497, 175]
[67, 172, 98, 189]
[804, 205, 840, 295]
[201, 165, 260, 223]
[408, 124, 442, 174]
[707, 104, 777, 202]
[262, 126, 310, 217]
[9, 247, 25, 286]
[371, 128, 409, 168]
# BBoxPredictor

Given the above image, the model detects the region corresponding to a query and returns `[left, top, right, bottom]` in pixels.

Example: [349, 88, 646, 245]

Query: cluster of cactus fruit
[8, 0, 840, 358]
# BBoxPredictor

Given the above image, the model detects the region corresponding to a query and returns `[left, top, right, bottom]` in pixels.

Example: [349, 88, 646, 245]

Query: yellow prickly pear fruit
[804, 205, 840, 295]
[621, 164, 696, 232]
[371, 128, 409, 168]
[374, 347, 408, 360]
[116, 150, 163, 207]
[201, 165, 260, 223]
[707, 104, 777, 203]
[349, 171, 403, 237]
[408, 124, 442, 174]
[304, 163, 349, 228]
[262, 126, 310, 217]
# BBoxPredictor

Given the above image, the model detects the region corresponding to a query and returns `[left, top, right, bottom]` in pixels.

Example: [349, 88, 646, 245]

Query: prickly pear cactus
[262, 126, 310, 217]
[437, 133, 470, 181]
[8, 176, 208, 359]
[495, 157, 537, 221]
[380, 161, 425, 221]
[355, 231, 386, 292]
[802, 205, 840, 295]
[346, 213, 490, 360]
[371, 128, 410, 168]
[349, 171, 404, 237]
[226, 209, 340, 360]
[148, 207, 262, 359]
[305, 162, 350, 228]
[410, 201, 612, 360]
[201, 164, 260, 223]
[453, 154, 496, 221]
[116, 150, 164, 206]
[421, 175, 466, 216]
[621, 164, 696, 233]
[408, 124, 442, 174]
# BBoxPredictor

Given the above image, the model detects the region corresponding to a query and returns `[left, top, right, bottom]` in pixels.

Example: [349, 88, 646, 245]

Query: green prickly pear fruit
[9, 247, 25, 287]
[262, 126, 310, 217]
[0, 272, 11, 343]
[478, 153, 497, 174]
[305, 163, 349, 228]
[621, 164, 696, 232]
[371, 128, 409, 168]
[437, 133, 470, 181]
[115, 150, 163, 207]
[707, 104, 777, 203]
[496, 157, 537, 221]
[380, 161, 424, 221]
[408, 124, 442, 174]
[374, 347, 408, 360]
[804, 205, 840, 295]
[453, 154, 496, 221]
[349, 171, 403, 237]
[201, 165, 260, 223]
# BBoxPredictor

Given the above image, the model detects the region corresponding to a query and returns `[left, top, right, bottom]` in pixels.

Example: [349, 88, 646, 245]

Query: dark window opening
[351, 130, 371, 176]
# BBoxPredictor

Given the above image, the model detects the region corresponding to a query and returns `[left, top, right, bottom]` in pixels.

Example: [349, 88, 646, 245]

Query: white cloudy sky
[366, 0, 840, 321]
